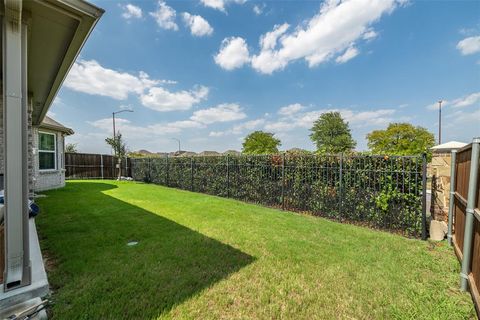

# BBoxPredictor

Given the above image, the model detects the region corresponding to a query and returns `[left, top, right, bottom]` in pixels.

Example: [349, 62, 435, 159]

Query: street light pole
[112, 112, 116, 144]
[438, 100, 443, 145]
[112, 109, 133, 179]
[112, 109, 133, 156]
[172, 138, 181, 153]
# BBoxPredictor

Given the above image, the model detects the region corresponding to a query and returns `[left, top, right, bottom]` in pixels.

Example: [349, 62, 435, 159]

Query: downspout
[447, 150, 457, 246]
[460, 138, 480, 291]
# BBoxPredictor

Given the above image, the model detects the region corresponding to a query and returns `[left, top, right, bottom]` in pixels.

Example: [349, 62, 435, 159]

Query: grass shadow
[36, 182, 254, 319]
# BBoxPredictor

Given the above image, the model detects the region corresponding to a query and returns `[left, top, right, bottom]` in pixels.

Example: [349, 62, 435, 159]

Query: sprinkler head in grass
[127, 241, 138, 246]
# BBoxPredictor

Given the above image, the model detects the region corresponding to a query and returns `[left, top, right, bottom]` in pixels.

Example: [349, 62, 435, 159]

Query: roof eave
[39, 123, 74, 135]
[33, 0, 104, 125]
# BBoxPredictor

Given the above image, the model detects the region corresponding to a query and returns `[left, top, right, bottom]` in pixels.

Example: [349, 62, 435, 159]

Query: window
[39, 132, 56, 170]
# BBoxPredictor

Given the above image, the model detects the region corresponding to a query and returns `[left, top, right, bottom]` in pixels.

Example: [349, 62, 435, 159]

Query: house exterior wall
[32, 127, 66, 192]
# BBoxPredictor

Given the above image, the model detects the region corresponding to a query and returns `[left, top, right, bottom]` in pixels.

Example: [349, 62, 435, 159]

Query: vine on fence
[131, 154, 425, 237]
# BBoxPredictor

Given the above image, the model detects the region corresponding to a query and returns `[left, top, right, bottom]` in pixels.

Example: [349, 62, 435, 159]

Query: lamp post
[172, 138, 181, 154]
[438, 100, 443, 145]
[112, 109, 133, 155]
[112, 109, 133, 179]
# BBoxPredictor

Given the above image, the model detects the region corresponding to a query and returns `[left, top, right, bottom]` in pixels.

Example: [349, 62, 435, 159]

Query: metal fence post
[226, 154, 230, 198]
[125, 156, 128, 177]
[100, 154, 104, 179]
[282, 152, 286, 210]
[460, 138, 480, 291]
[191, 157, 194, 191]
[166, 154, 169, 186]
[421, 153, 428, 240]
[447, 150, 457, 245]
[339, 153, 344, 217]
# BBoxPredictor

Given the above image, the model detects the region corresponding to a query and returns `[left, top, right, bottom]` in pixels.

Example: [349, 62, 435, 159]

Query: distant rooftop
[431, 141, 467, 152]
[40, 116, 74, 135]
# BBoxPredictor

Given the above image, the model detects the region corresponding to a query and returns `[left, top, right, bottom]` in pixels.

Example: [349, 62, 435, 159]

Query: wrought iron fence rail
[130, 153, 427, 238]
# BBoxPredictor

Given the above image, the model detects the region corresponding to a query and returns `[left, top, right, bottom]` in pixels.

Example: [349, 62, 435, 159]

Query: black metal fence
[131, 154, 427, 238]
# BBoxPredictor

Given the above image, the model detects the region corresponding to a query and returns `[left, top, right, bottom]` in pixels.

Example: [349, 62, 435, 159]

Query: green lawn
[36, 180, 475, 319]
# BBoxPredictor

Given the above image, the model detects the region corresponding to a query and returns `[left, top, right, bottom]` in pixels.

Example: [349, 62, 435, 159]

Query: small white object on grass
[127, 241, 138, 246]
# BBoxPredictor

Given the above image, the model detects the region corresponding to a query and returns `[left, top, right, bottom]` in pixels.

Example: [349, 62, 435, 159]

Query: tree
[65, 143, 78, 153]
[105, 132, 127, 158]
[106, 132, 128, 179]
[309, 112, 356, 154]
[366, 123, 435, 156]
[242, 131, 281, 154]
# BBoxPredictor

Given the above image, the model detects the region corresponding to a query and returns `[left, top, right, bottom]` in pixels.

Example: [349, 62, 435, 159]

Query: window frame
[38, 131, 57, 171]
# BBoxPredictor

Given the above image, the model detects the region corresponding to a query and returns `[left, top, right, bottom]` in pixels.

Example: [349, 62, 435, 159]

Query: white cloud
[335, 46, 359, 64]
[140, 86, 209, 112]
[259, 23, 289, 51]
[265, 107, 395, 133]
[426, 100, 447, 111]
[182, 13, 213, 37]
[209, 131, 226, 137]
[214, 37, 251, 70]
[250, 0, 401, 74]
[278, 103, 305, 116]
[232, 119, 265, 133]
[209, 118, 265, 137]
[342, 109, 395, 126]
[150, 1, 178, 31]
[201, 0, 246, 12]
[65, 60, 198, 113]
[264, 121, 297, 132]
[190, 103, 246, 124]
[122, 4, 143, 19]
[89, 117, 205, 138]
[65, 61, 209, 113]
[64, 60, 161, 100]
[426, 92, 480, 110]
[450, 108, 480, 124]
[201, 0, 226, 12]
[452, 92, 480, 108]
[253, 3, 265, 15]
[363, 29, 378, 40]
[457, 36, 480, 55]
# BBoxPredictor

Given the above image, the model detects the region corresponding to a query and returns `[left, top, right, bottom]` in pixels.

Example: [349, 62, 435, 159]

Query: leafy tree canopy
[366, 123, 435, 156]
[309, 112, 356, 154]
[242, 131, 281, 154]
[65, 143, 78, 153]
[106, 132, 127, 158]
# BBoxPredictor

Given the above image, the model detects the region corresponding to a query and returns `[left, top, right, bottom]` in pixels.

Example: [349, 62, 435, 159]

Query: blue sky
[51, 0, 480, 154]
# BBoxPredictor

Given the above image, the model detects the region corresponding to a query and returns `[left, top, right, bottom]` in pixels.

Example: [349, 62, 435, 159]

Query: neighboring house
[0, 0, 103, 316]
[33, 116, 74, 192]
[178, 151, 197, 157]
[223, 150, 241, 156]
[199, 151, 221, 156]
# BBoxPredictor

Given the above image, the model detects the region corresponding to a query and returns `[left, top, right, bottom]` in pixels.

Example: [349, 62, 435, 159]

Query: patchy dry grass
[36, 180, 475, 319]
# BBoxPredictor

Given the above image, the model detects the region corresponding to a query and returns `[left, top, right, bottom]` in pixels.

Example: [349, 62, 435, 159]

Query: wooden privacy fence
[131, 153, 428, 238]
[450, 138, 480, 314]
[65, 152, 132, 179]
